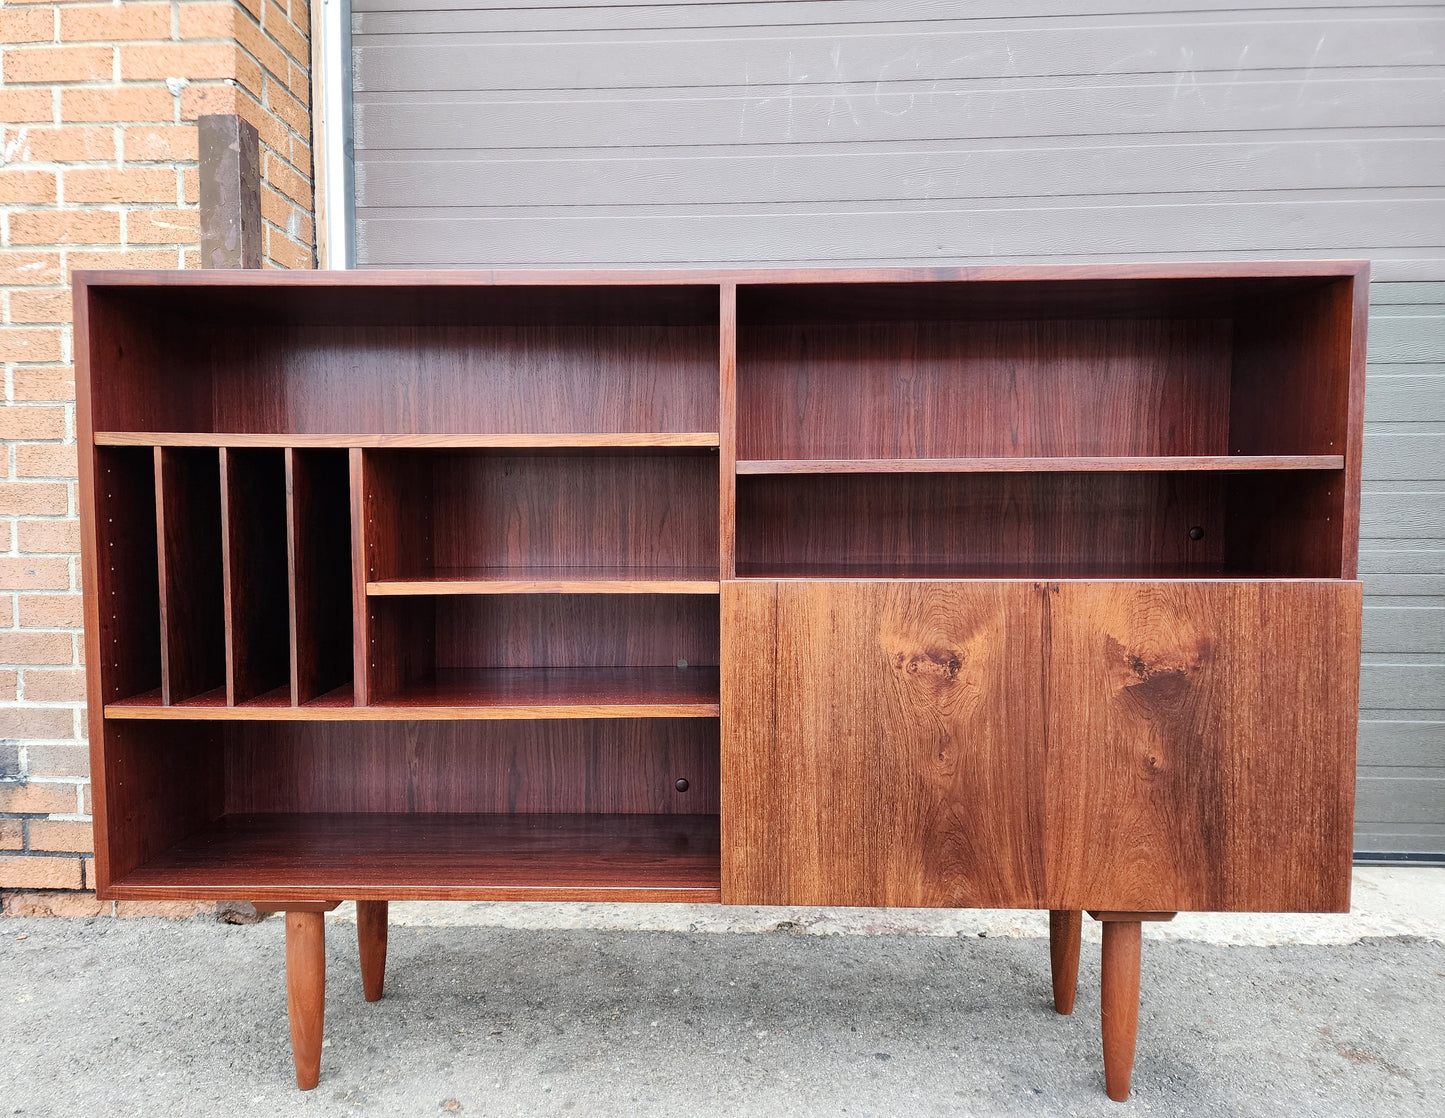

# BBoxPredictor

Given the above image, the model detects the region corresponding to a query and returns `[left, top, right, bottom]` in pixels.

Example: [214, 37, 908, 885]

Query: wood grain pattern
[369, 666, 720, 718]
[220, 719, 719, 815]
[286, 450, 353, 704]
[722, 581, 1045, 907]
[356, 901, 388, 1002]
[110, 813, 722, 902]
[95, 432, 719, 448]
[285, 911, 326, 1090]
[1044, 580, 1362, 912]
[736, 455, 1343, 474]
[719, 282, 738, 579]
[1100, 920, 1142, 1102]
[1049, 909, 1082, 1015]
[738, 318, 1231, 461]
[220, 448, 291, 704]
[90, 448, 161, 704]
[367, 567, 719, 595]
[154, 447, 225, 704]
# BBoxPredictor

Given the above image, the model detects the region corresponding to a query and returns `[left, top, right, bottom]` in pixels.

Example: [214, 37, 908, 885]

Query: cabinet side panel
[1045, 580, 1360, 912]
[722, 581, 1045, 908]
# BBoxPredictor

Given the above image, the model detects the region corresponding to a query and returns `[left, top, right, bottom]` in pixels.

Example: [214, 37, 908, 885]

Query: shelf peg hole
[676, 659, 688, 669]
[1187, 526, 1205, 541]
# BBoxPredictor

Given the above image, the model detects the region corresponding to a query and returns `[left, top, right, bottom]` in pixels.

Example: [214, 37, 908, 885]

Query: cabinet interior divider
[153, 446, 225, 704]
[285, 448, 354, 705]
[220, 447, 291, 705]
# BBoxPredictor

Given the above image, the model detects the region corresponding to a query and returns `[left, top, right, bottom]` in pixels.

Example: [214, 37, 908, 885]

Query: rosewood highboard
[74, 262, 1366, 1101]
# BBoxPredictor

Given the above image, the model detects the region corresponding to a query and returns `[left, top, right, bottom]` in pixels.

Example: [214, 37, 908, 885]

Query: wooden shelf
[733, 561, 1334, 581]
[109, 812, 721, 902]
[95, 432, 720, 449]
[368, 566, 720, 595]
[736, 455, 1344, 475]
[105, 669, 719, 720]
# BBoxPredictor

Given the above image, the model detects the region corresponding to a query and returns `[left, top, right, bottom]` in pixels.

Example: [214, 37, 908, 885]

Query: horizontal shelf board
[735, 455, 1344, 475]
[94, 432, 719, 449]
[374, 667, 720, 719]
[733, 562, 1344, 581]
[109, 812, 721, 902]
[368, 566, 720, 596]
[104, 670, 719, 720]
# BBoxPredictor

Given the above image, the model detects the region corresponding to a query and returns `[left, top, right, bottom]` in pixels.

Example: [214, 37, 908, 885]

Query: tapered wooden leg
[357, 900, 388, 1002]
[285, 912, 326, 1091]
[1100, 920, 1142, 1102]
[1048, 909, 1082, 1015]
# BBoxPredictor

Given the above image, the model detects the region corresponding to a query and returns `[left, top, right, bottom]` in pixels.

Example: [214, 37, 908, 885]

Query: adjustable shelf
[736, 455, 1345, 474]
[95, 432, 720, 449]
[368, 566, 721, 596]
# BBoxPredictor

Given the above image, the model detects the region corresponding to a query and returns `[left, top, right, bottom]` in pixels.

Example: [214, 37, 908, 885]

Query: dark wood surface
[736, 455, 1344, 474]
[95, 432, 720, 448]
[110, 812, 722, 902]
[738, 319, 1231, 461]
[371, 666, 720, 718]
[722, 581, 1046, 907]
[286, 450, 353, 704]
[1043, 580, 1361, 913]
[367, 566, 720, 595]
[90, 448, 161, 704]
[220, 719, 718, 815]
[356, 901, 388, 1002]
[1049, 910, 1082, 1015]
[285, 911, 325, 1090]
[154, 447, 225, 703]
[220, 448, 291, 704]
[1100, 920, 1143, 1102]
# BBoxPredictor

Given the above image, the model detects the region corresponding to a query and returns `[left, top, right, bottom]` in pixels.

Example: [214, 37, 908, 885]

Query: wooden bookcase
[76, 264, 1366, 1100]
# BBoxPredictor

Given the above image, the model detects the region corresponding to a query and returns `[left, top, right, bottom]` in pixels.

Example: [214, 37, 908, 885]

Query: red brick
[14, 445, 78, 479]
[66, 249, 180, 278]
[0, 89, 53, 124]
[0, 10, 52, 44]
[0, 631, 73, 664]
[267, 81, 309, 137]
[10, 208, 123, 248]
[2, 46, 113, 84]
[0, 482, 68, 517]
[126, 207, 200, 245]
[0, 781, 78, 815]
[0, 170, 57, 205]
[0, 251, 63, 287]
[24, 744, 90, 780]
[16, 522, 80, 556]
[60, 3, 171, 42]
[0, 890, 107, 917]
[116, 899, 216, 919]
[7, 291, 71, 325]
[231, 15, 287, 79]
[0, 854, 84, 891]
[26, 818, 93, 853]
[64, 167, 177, 204]
[81, 784, 91, 814]
[178, 3, 236, 40]
[0, 407, 67, 441]
[182, 166, 199, 204]
[0, 329, 63, 363]
[120, 42, 240, 82]
[0, 558, 70, 591]
[266, 2, 310, 66]
[11, 368, 76, 402]
[267, 229, 312, 271]
[0, 707, 75, 739]
[22, 670, 85, 704]
[287, 58, 309, 100]
[62, 86, 173, 123]
[2, 125, 115, 163]
[123, 124, 199, 163]
[0, 670, 17, 703]
[236, 0, 262, 21]
[0, 819, 21, 850]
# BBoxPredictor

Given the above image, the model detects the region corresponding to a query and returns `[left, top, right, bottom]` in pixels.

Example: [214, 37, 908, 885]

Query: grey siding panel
[352, 5, 1445, 852]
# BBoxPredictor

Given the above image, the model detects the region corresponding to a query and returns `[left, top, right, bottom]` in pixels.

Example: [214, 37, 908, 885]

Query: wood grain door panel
[1044, 580, 1361, 913]
[722, 581, 1046, 908]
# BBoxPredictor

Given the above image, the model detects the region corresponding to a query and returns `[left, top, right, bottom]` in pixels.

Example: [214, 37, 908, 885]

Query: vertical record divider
[719, 282, 737, 580]
[349, 447, 371, 705]
[154, 446, 226, 704]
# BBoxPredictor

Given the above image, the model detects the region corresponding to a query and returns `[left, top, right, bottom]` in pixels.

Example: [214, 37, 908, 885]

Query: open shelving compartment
[80, 275, 725, 900]
[734, 273, 1355, 579]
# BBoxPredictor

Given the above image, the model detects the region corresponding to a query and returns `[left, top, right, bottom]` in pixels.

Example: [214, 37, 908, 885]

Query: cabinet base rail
[255, 901, 1174, 1100]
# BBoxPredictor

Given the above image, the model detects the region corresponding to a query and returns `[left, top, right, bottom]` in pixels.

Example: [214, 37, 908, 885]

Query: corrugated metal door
[350, 1, 1445, 856]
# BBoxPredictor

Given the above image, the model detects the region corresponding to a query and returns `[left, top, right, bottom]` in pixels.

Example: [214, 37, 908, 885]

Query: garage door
[350, 1, 1445, 857]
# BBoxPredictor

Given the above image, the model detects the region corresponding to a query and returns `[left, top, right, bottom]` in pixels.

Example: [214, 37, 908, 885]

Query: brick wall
[0, 0, 315, 916]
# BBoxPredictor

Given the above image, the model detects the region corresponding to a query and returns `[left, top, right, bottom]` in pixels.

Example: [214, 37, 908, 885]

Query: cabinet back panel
[220, 448, 291, 703]
[738, 319, 1230, 460]
[369, 450, 718, 575]
[92, 448, 161, 704]
[154, 448, 225, 703]
[433, 595, 720, 669]
[737, 472, 1226, 576]
[221, 720, 717, 815]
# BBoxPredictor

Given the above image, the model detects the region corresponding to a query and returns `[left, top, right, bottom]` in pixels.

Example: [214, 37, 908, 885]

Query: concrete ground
[2, 868, 1442, 1118]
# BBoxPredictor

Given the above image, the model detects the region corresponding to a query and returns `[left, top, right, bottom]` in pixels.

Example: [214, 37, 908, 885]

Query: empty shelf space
[106, 683, 356, 720]
[95, 432, 720, 449]
[736, 455, 1345, 474]
[372, 667, 720, 719]
[732, 561, 1339, 581]
[368, 565, 720, 595]
[110, 812, 722, 902]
